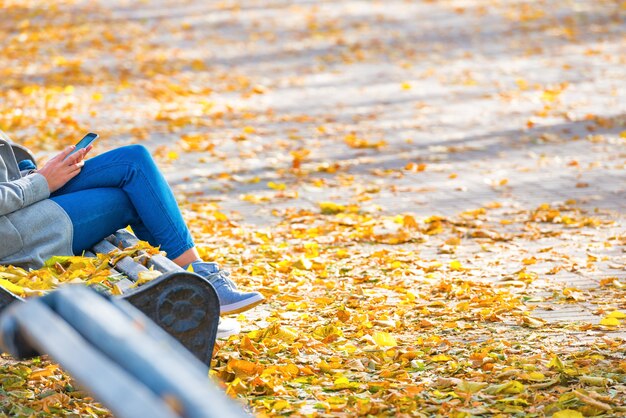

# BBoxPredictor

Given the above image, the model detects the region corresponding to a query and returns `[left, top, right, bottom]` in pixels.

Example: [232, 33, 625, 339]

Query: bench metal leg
[122, 271, 220, 367]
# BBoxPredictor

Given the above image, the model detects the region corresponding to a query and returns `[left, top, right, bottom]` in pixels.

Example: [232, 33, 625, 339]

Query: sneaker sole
[220, 294, 265, 316]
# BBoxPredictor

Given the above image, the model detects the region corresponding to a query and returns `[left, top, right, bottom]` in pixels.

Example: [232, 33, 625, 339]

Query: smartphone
[65, 132, 98, 160]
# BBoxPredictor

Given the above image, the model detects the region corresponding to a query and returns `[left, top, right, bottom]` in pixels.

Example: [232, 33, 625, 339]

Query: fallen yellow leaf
[553, 410, 583, 418]
[373, 332, 397, 348]
[607, 310, 626, 319]
[599, 316, 620, 327]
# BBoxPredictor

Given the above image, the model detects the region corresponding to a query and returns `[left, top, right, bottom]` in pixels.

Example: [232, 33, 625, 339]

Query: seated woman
[0, 130, 264, 315]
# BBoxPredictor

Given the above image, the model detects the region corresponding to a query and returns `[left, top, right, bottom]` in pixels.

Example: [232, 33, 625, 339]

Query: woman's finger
[66, 167, 82, 180]
[74, 147, 90, 162]
[68, 162, 83, 172]
[56, 145, 76, 161]
[65, 150, 85, 165]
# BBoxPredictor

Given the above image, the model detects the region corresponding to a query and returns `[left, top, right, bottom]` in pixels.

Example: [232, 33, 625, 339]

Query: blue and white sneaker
[192, 262, 265, 315]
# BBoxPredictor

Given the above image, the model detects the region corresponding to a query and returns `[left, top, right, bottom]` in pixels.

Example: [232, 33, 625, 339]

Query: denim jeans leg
[51, 188, 142, 254]
[51, 145, 195, 259]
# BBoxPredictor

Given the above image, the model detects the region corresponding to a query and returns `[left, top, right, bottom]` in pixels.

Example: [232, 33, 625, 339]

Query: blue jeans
[50, 145, 195, 259]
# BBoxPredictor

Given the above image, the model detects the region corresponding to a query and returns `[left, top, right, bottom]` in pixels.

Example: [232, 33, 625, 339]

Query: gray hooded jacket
[0, 132, 73, 269]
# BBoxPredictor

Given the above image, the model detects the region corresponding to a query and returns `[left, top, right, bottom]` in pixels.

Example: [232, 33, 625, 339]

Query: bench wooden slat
[109, 277, 135, 294]
[108, 230, 183, 273]
[92, 240, 149, 282]
[83, 251, 135, 293]
[4, 299, 178, 418]
[53, 288, 233, 415]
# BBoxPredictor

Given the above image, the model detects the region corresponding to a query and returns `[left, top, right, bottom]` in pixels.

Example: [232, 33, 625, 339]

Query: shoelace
[204, 268, 236, 289]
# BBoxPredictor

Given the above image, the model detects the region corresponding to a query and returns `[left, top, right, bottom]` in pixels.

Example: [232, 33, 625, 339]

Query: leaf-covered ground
[1, 0, 625, 417]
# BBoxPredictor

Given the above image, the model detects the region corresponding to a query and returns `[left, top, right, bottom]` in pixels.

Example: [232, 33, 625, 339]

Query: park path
[91, 0, 626, 330]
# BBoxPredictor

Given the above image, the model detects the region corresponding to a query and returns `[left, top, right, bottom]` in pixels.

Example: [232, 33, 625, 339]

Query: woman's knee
[112, 144, 157, 171]
[119, 144, 153, 162]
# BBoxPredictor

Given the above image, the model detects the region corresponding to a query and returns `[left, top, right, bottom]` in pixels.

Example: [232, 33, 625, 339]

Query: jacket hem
[48, 199, 75, 256]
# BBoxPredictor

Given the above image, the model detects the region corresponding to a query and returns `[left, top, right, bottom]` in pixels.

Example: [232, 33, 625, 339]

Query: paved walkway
[115, 0, 624, 329]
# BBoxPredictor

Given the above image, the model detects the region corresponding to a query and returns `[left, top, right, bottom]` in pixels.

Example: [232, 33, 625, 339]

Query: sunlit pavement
[116, 1, 626, 330]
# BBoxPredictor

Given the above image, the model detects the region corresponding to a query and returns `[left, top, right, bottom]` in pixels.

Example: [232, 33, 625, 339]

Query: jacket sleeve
[0, 173, 50, 216]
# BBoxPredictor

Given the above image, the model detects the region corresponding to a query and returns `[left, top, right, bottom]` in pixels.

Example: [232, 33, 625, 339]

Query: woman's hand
[37, 145, 92, 193]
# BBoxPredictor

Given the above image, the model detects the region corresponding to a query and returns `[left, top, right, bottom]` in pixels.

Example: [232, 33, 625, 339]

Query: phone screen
[65, 133, 98, 159]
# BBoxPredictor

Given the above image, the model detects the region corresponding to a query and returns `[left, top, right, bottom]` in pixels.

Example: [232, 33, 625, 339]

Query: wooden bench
[0, 143, 224, 367]
[0, 286, 247, 418]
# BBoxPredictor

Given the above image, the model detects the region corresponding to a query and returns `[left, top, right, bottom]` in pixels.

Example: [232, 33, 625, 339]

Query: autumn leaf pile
[1, 202, 624, 417]
[1, 0, 625, 417]
[198, 201, 626, 417]
[0, 240, 164, 297]
[0, 359, 109, 416]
